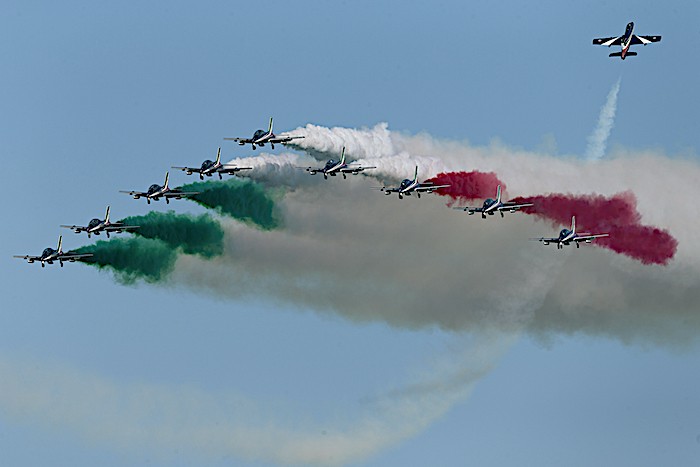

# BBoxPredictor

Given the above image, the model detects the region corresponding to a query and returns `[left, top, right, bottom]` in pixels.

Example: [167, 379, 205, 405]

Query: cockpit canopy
[253, 129, 266, 139]
[147, 184, 162, 194]
[42, 247, 55, 258]
[559, 229, 571, 238]
[201, 160, 214, 170]
[87, 218, 101, 229]
[324, 160, 336, 169]
[483, 198, 495, 208]
[400, 179, 411, 189]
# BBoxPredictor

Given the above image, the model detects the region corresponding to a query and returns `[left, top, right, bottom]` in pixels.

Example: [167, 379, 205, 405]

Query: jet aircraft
[120, 172, 200, 204]
[592, 22, 661, 59]
[172, 147, 252, 180]
[534, 216, 609, 249]
[453, 185, 533, 219]
[61, 206, 139, 238]
[379, 166, 450, 199]
[14, 235, 92, 267]
[301, 147, 376, 179]
[224, 117, 304, 150]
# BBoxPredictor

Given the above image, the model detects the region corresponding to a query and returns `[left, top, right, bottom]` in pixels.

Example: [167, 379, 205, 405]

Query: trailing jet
[120, 172, 200, 204]
[61, 206, 139, 238]
[14, 236, 92, 267]
[534, 216, 609, 249]
[453, 185, 533, 219]
[379, 166, 450, 199]
[592, 22, 661, 59]
[300, 147, 375, 179]
[224, 117, 305, 150]
[172, 147, 252, 180]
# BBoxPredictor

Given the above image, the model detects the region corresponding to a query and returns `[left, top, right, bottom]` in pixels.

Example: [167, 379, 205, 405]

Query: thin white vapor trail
[585, 77, 622, 160]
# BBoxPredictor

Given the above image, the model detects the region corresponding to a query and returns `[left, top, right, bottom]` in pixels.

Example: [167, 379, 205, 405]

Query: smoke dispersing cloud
[585, 77, 622, 160]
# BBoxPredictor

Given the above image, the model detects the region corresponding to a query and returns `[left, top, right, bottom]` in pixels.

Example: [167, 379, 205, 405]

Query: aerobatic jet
[300, 147, 376, 179]
[453, 185, 533, 219]
[592, 22, 661, 59]
[61, 206, 139, 238]
[534, 216, 609, 249]
[14, 236, 92, 267]
[379, 166, 450, 199]
[120, 172, 200, 204]
[172, 147, 252, 180]
[224, 117, 305, 150]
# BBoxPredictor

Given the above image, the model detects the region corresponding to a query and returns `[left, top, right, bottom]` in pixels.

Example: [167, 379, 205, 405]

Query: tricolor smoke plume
[181, 178, 281, 230]
[425, 171, 506, 202]
[585, 77, 621, 160]
[510, 191, 677, 265]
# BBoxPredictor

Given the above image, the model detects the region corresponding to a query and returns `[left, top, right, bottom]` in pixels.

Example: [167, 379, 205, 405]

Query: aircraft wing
[172, 166, 203, 174]
[415, 184, 450, 192]
[271, 135, 305, 144]
[631, 34, 661, 45]
[573, 233, 609, 242]
[223, 137, 252, 144]
[534, 237, 559, 245]
[58, 252, 93, 261]
[498, 202, 534, 211]
[104, 224, 139, 232]
[14, 254, 42, 262]
[163, 190, 201, 198]
[120, 190, 148, 198]
[339, 165, 376, 174]
[60, 224, 88, 233]
[592, 36, 622, 46]
[218, 166, 252, 174]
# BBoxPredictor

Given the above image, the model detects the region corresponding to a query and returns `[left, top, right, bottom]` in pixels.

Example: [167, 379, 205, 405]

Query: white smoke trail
[0, 332, 516, 465]
[585, 77, 622, 160]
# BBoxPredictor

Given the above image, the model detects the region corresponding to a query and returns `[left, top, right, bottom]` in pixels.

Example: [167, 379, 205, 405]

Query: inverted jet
[535, 216, 609, 249]
[301, 147, 375, 179]
[172, 147, 252, 180]
[224, 117, 304, 150]
[379, 166, 450, 199]
[14, 235, 92, 267]
[120, 172, 200, 204]
[453, 185, 533, 219]
[61, 206, 139, 238]
[593, 22, 661, 59]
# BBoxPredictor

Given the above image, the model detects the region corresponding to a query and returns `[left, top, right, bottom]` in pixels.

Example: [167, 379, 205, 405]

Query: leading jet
[592, 22, 661, 59]
[301, 147, 376, 179]
[61, 206, 139, 238]
[534, 216, 609, 249]
[172, 147, 252, 180]
[120, 172, 200, 204]
[379, 166, 450, 199]
[224, 117, 305, 150]
[453, 185, 533, 219]
[14, 235, 92, 267]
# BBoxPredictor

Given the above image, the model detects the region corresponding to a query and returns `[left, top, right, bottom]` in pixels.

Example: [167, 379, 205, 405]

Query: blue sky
[1, 1, 699, 466]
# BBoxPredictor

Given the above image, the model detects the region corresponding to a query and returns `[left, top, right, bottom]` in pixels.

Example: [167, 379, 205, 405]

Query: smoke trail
[75, 237, 177, 284]
[286, 122, 396, 160]
[510, 191, 678, 265]
[425, 171, 506, 202]
[181, 178, 281, 230]
[585, 77, 621, 160]
[120, 211, 224, 258]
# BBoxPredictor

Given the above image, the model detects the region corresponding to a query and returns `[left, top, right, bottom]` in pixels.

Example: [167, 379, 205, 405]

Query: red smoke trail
[509, 191, 678, 265]
[426, 171, 506, 201]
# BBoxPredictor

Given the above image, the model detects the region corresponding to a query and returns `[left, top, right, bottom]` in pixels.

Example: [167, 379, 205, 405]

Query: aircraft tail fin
[105, 205, 111, 223]
[164, 171, 170, 189]
[216, 147, 221, 164]
[340, 146, 346, 164]
[571, 216, 576, 234]
[57, 235, 63, 253]
[496, 185, 502, 203]
[268, 117, 273, 133]
[413, 166, 419, 183]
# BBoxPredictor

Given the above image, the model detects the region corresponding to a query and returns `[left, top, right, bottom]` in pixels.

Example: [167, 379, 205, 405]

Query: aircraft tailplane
[609, 51, 637, 58]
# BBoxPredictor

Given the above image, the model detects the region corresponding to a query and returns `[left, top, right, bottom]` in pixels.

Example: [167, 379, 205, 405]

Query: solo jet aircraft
[172, 147, 252, 180]
[453, 185, 533, 219]
[224, 117, 304, 150]
[301, 147, 375, 179]
[592, 22, 661, 59]
[14, 235, 92, 267]
[61, 206, 139, 238]
[120, 172, 200, 204]
[379, 166, 450, 199]
[534, 216, 609, 249]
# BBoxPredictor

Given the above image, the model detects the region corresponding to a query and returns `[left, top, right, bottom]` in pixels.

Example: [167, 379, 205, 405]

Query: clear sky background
[1, 1, 699, 466]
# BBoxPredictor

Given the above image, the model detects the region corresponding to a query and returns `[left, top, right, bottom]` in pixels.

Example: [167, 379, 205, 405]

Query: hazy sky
[1, 1, 699, 466]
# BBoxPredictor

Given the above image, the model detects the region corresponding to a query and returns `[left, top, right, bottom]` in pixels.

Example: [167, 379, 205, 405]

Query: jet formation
[19, 19, 664, 272]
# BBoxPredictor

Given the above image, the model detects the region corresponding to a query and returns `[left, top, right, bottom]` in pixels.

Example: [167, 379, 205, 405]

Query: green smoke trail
[120, 211, 224, 258]
[181, 178, 281, 230]
[75, 237, 176, 284]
